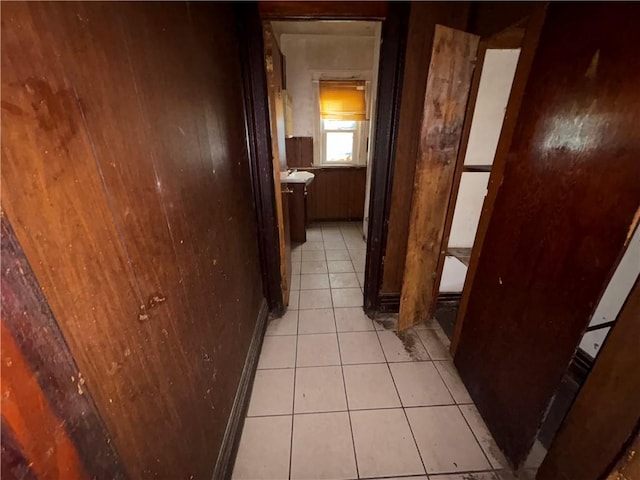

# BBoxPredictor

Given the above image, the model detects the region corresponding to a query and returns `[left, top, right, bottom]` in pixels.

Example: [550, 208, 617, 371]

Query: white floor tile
[290, 274, 301, 291]
[417, 329, 451, 360]
[434, 361, 473, 404]
[294, 366, 347, 413]
[302, 241, 325, 251]
[357, 270, 365, 288]
[305, 229, 323, 242]
[378, 330, 430, 362]
[297, 333, 340, 367]
[232, 415, 292, 479]
[332, 288, 363, 307]
[300, 273, 330, 290]
[288, 290, 299, 310]
[299, 289, 332, 309]
[265, 310, 298, 336]
[327, 260, 355, 273]
[258, 336, 297, 369]
[248, 369, 295, 416]
[301, 261, 328, 274]
[459, 404, 509, 469]
[301, 249, 326, 261]
[329, 272, 360, 288]
[343, 363, 401, 410]
[352, 259, 366, 272]
[350, 249, 366, 264]
[389, 362, 454, 407]
[291, 412, 357, 479]
[374, 314, 398, 331]
[338, 332, 386, 364]
[324, 239, 347, 250]
[326, 249, 350, 260]
[291, 247, 302, 262]
[291, 261, 301, 275]
[298, 308, 336, 334]
[351, 409, 425, 478]
[406, 405, 490, 474]
[334, 307, 375, 332]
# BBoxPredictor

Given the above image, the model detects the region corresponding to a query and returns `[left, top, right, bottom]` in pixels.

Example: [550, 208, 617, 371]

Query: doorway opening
[263, 19, 382, 310]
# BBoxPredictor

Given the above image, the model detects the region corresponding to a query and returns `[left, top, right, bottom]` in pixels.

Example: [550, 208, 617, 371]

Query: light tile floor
[234, 222, 541, 480]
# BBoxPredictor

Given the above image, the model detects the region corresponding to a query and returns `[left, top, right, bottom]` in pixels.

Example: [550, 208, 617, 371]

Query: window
[318, 81, 367, 165]
[323, 120, 357, 163]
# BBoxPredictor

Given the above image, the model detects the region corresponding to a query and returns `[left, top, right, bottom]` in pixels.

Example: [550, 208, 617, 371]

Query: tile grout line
[287, 305, 300, 480]
[373, 326, 429, 478]
[324, 239, 361, 480]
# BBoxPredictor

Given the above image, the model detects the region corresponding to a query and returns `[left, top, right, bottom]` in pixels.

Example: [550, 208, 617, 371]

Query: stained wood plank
[453, 3, 640, 467]
[259, 1, 388, 20]
[398, 25, 479, 331]
[382, 3, 470, 295]
[538, 280, 640, 480]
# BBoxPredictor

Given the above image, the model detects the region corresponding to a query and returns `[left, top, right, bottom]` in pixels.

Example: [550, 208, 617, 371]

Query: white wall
[447, 48, 520, 249]
[579, 225, 639, 358]
[465, 49, 520, 166]
[279, 34, 376, 163]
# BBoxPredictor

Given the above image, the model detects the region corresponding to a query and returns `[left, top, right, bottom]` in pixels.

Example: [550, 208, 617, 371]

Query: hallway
[232, 223, 540, 480]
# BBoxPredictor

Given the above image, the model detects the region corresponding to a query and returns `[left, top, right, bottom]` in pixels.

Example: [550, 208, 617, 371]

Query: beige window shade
[319, 81, 367, 121]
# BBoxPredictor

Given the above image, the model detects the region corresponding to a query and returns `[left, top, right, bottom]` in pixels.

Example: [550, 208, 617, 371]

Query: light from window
[326, 132, 354, 162]
[324, 120, 356, 131]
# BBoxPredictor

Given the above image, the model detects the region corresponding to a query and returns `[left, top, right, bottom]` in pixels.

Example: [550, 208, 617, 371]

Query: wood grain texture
[1, 216, 124, 479]
[264, 22, 291, 306]
[539, 280, 640, 480]
[605, 429, 640, 480]
[259, 1, 388, 20]
[285, 137, 313, 169]
[451, 5, 548, 354]
[304, 168, 367, 222]
[381, 3, 470, 295]
[453, 3, 640, 467]
[398, 26, 479, 331]
[1, 3, 264, 478]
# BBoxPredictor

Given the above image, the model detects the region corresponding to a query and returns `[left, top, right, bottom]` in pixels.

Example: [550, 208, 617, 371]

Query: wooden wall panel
[381, 2, 470, 294]
[286, 137, 313, 169]
[305, 168, 367, 222]
[1, 3, 263, 479]
[454, 3, 640, 467]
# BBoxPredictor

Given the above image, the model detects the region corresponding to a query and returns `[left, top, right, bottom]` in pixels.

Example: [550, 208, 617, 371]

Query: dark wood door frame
[236, 1, 410, 315]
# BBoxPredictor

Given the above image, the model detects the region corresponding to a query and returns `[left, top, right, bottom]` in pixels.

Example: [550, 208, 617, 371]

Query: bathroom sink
[280, 170, 315, 186]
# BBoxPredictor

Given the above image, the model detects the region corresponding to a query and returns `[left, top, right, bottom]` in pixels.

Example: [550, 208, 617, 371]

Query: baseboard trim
[212, 298, 269, 480]
[378, 292, 462, 313]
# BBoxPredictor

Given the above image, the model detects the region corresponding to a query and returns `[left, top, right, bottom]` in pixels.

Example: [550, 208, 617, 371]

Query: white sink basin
[280, 170, 315, 186]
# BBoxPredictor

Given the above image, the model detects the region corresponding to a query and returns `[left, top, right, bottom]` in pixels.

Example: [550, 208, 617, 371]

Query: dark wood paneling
[382, 2, 470, 295]
[236, 3, 284, 312]
[1, 3, 264, 479]
[398, 26, 478, 331]
[259, 1, 388, 20]
[285, 137, 313, 169]
[467, 2, 536, 37]
[288, 183, 307, 243]
[454, 3, 640, 467]
[363, 2, 410, 313]
[305, 168, 367, 222]
[539, 280, 640, 480]
[1, 217, 125, 479]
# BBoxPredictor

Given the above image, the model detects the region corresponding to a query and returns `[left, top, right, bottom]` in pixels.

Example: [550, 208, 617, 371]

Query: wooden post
[398, 25, 478, 331]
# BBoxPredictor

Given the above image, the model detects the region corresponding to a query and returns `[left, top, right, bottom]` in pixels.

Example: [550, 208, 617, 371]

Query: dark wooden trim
[463, 165, 493, 173]
[378, 292, 462, 313]
[0, 215, 126, 479]
[258, 1, 389, 20]
[212, 299, 269, 480]
[451, 4, 548, 354]
[364, 2, 410, 314]
[235, 3, 284, 314]
[569, 348, 593, 384]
